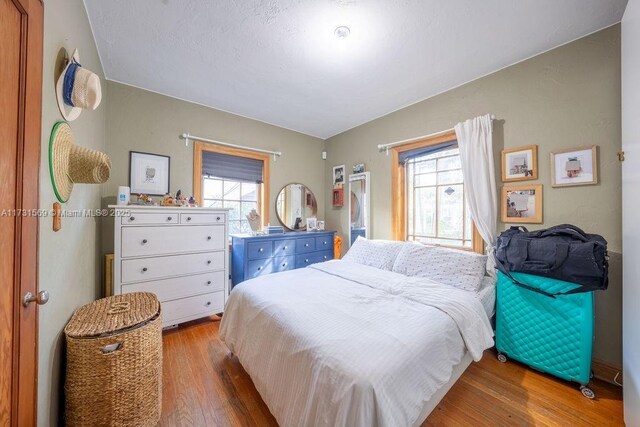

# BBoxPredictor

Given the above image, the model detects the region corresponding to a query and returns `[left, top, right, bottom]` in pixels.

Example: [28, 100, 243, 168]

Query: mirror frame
[348, 172, 370, 246]
[275, 183, 318, 231]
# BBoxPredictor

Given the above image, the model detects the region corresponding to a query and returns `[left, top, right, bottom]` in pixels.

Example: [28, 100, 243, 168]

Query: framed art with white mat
[129, 151, 170, 195]
[501, 145, 537, 182]
[550, 146, 598, 187]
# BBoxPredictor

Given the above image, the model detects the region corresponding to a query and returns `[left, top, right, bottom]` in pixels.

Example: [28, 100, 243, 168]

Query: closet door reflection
[348, 172, 370, 246]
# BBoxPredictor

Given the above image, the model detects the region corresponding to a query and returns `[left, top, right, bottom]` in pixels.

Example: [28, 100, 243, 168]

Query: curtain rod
[376, 115, 496, 154]
[180, 132, 282, 160]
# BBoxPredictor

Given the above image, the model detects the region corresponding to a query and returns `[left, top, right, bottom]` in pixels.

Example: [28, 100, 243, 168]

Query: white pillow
[392, 243, 488, 292]
[342, 237, 405, 270]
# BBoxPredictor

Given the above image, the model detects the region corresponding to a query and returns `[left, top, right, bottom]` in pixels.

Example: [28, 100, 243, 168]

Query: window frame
[390, 130, 484, 253]
[193, 141, 270, 226]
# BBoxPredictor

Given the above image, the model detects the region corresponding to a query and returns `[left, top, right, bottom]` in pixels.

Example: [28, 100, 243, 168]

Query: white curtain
[454, 114, 498, 275]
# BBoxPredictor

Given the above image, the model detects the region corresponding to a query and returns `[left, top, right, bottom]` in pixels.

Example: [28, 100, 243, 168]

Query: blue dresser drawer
[247, 259, 274, 279]
[296, 237, 316, 253]
[274, 239, 295, 257]
[316, 250, 333, 263]
[295, 250, 333, 268]
[247, 241, 273, 260]
[273, 256, 295, 272]
[315, 236, 332, 251]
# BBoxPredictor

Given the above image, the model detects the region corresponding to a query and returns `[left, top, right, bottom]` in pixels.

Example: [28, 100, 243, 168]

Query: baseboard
[592, 358, 623, 387]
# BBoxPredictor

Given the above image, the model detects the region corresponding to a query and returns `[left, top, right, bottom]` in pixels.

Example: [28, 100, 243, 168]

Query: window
[405, 147, 473, 248]
[202, 177, 259, 234]
[390, 130, 482, 253]
[193, 142, 270, 234]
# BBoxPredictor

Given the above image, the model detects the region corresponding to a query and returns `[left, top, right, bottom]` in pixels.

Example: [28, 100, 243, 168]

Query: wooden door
[0, 0, 43, 425]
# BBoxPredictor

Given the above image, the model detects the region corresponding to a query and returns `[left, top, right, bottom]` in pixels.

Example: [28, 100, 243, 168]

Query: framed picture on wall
[333, 164, 345, 186]
[129, 151, 170, 195]
[501, 145, 538, 182]
[501, 184, 543, 223]
[550, 146, 598, 187]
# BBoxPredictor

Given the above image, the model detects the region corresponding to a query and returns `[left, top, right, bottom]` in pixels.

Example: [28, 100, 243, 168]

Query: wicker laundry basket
[64, 292, 162, 427]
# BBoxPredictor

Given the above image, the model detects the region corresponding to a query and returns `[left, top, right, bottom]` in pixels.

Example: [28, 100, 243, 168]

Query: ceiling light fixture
[334, 26, 351, 39]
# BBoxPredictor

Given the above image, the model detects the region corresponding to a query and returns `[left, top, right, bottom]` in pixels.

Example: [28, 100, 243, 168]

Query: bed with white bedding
[220, 248, 495, 427]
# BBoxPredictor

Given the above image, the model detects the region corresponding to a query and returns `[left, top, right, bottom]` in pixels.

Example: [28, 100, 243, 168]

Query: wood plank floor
[161, 317, 623, 426]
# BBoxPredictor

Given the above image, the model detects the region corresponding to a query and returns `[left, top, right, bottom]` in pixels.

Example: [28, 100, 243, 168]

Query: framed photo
[550, 146, 598, 187]
[501, 184, 543, 223]
[306, 217, 317, 231]
[129, 151, 170, 195]
[502, 145, 538, 182]
[333, 164, 345, 186]
[353, 163, 365, 174]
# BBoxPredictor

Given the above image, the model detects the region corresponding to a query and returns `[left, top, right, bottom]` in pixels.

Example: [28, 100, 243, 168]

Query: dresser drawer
[273, 256, 295, 273]
[121, 251, 225, 284]
[315, 236, 333, 250]
[181, 212, 226, 225]
[295, 237, 316, 253]
[162, 291, 225, 325]
[121, 225, 225, 258]
[273, 239, 295, 256]
[121, 212, 178, 225]
[295, 250, 333, 268]
[246, 259, 274, 279]
[121, 271, 225, 301]
[247, 241, 273, 260]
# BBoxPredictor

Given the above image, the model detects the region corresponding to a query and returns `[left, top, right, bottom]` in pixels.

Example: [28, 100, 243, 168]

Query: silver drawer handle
[129, 217, 135, 221]
[282, 262, 287, 267]
[187, 217, 192, 221]
[167, 216, 172, 221]
[258, 266, 262, 271]
[142, 267, 148, 272]
[305, 243, 309, 247]
[207, 281, 212, 285]
[305, 259, 309, 263]
[141, 239, 148, 244]
[259, 248, 264, 252]
[283, 246, 288, 250]
[324, 256, 328, 259]
[207, 236, 212, 241]
[323, 241, 327, 245]
[206, 301, 211, 307]
[207, 260, 212, 265]
[216, 216, 221, 221]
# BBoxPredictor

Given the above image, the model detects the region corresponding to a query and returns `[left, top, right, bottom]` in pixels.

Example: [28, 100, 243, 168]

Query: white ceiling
[84, 0, 627, 139]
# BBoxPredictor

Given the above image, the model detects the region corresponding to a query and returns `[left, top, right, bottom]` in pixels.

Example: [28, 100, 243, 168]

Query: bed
[220, 240, 495, 427]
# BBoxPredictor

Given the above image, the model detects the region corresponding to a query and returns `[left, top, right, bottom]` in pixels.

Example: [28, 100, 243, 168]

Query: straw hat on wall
[56, 49, 102, 121]
[49, 121, 111, 203]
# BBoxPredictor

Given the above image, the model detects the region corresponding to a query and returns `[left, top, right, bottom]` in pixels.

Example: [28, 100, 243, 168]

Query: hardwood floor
[161, 317, 623, 426]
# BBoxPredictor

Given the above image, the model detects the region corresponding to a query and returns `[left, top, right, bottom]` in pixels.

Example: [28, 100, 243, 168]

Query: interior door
[0, 0, 43, 425]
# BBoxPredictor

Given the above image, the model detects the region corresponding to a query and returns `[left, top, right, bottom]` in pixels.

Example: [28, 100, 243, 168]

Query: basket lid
[64, 292, 160, 338]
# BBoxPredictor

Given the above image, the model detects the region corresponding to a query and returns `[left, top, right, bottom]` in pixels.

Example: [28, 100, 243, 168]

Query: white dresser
[111, 206, 230, 327]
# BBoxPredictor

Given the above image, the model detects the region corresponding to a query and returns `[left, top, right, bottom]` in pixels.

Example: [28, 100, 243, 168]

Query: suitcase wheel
[580, 385, 595, 400]
[497, 353, 507, 363]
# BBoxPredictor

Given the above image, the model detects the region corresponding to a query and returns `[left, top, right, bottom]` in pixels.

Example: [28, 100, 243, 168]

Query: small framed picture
[353, 163, 365, 174]
[333, 165, 345, 186]
[501, 184, 543, 223]
[306, 217, 317, 231]
[550, 146, 598, 187]
[316, 220, 325, 231]
[129, 151, 170, 195]
[502, 145, 538, 182]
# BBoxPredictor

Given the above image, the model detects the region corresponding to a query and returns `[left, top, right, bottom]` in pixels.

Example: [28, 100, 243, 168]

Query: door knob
[23, 290, 49, 307]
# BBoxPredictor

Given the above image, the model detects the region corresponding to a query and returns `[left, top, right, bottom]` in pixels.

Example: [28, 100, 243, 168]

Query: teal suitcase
[495, 271, 596, 398]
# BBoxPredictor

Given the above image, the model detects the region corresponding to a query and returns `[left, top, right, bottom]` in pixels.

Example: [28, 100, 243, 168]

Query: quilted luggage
[495, 271, 596, 399]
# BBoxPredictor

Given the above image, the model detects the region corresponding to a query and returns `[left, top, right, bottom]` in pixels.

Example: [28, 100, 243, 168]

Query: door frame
[4, 0, 44, 425]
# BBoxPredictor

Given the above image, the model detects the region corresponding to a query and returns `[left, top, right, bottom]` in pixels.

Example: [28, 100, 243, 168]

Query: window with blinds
[405, 145, 473, 249]
[201, 151, 265, 235]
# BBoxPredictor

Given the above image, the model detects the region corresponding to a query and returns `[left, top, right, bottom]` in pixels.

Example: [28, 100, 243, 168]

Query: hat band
[63, 60, 81, 107]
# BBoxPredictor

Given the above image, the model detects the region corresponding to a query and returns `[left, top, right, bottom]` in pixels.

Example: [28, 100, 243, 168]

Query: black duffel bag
[495, 224, 608, 296]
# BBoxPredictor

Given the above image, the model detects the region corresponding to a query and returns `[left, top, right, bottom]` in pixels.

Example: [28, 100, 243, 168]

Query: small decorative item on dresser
[246, 209, 262, 235]
[64, 292, 162, 427]
[332, 188, 344, 207]
[264, 225, 285, 234]
[317, 221, 325, 231]
[306, 217, 318, 231]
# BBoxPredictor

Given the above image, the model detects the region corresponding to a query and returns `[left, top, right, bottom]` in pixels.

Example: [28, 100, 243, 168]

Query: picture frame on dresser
[111, 205, 230, 328]
[129, 151, 170, 195]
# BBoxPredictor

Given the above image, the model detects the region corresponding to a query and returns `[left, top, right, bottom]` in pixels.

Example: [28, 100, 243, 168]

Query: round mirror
[275, 183, 317, 231]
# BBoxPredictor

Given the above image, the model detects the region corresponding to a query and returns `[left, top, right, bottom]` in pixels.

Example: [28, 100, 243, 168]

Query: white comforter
[220, 260, 494, 427]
